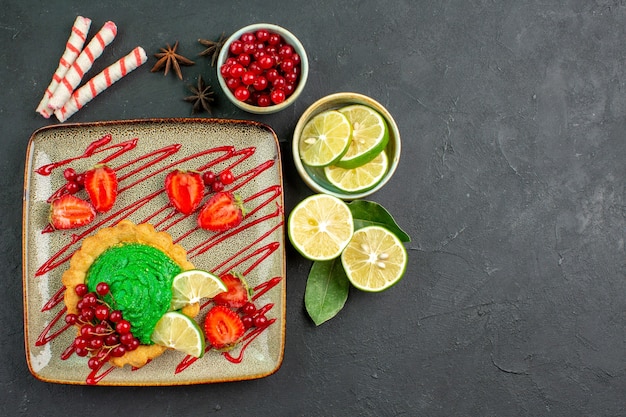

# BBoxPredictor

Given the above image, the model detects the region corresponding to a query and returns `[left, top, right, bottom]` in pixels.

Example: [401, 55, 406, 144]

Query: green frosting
[86, 243, 181, 344]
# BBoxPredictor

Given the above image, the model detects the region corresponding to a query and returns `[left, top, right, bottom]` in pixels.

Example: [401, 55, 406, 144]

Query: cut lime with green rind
[288, 194, 354, 261]
[299, 110, 352, 167]
[170, 269, 227, 310]
[336, 104, 389, 169]
[341, 225, 408, 292]
[151, 311, 206, 358]
[324, 151, 389, 193]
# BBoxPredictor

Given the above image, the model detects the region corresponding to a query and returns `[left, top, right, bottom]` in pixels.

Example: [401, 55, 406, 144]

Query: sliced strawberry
[164, 169, 205, 215]
[50, 194, 96, 230]
[197, 191, 245, 232]
[212, 272, 251, 309]
[84, 165, 118, 212]
[203, 305, 245, 350]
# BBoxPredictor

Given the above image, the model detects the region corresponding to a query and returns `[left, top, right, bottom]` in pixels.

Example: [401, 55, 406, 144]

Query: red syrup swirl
[33, 133, 285, 384]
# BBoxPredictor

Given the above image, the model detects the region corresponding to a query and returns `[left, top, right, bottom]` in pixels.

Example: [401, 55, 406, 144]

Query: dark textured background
[2, 0, 625, 415]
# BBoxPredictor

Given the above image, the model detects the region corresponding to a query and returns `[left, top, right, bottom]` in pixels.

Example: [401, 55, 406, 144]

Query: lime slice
[299, 110, 352, 167]
[288, 194, 354, 261]
[170, 269, 227, 310]
[336, 104, 389, 169]
[324, 151, 388, 193]
[341, 225, 407, 292]
[151, 311, 206, 358]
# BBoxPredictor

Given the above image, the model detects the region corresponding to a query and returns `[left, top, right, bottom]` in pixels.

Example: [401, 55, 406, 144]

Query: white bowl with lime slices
[292, 92, 401, 200]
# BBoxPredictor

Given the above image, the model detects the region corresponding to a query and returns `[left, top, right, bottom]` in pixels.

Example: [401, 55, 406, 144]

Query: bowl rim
[216, 23, 309, 114]
[292, 92, 402, 200]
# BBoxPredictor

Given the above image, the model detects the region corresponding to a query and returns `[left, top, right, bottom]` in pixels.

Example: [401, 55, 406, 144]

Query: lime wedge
[336, 104, 389, 169]
[341, 225, 407, 292]
[324, 151, 388, 193]
[288, 194, 354, 261]
[299, 110, 352, 167]
[151, 311, 206, 358]
[170, 269, 227, 310]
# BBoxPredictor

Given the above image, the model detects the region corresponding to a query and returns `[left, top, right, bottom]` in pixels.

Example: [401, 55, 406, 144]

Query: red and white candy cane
[36, 16, 92, 118]
[47, 21, 117, 111]
[54, 47, 147, 123]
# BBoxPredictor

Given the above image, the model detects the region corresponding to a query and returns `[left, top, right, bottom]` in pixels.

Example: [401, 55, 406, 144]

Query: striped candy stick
[36, 16, 92, 118]
[54, 47, 148, 122]
[47, 21, 118, 111]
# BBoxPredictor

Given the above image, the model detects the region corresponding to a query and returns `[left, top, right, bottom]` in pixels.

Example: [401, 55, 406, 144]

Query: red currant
[75, 284, 88, 297]
[258, 55, 274, 70]
[63, 167, 77, 182]
[252, 75, 268, 91]
[237, 53, 251, 66]
[242, 315, 254, 329]
[255, 29, 270, 42]
[202, 171, 216, 185]
[66, 181, 80, 194]
[88, 357, 101, 370]
[95, 305, 109, 321]
[111, 345, 127, 357]
[74, 173, 85, 186]
[211, 180, 225, 192]
[229, 40, 244, 55]
[109, 310, 123, 323]
[95, 282, 110, 296]
[234, 86, 250, 101]
[75, 348, 89, 357]
[65, 313, 78, 325]
[242, 72, 256, 86]
[242, 302, 257, 315]
[253, 314, 268, 328]
[270, 89, 286, 104]
[82, 292, 97, 307]
[268, 33, 281, 45]
[74, 336, 88, 349]
[116, 320, 131, 334]
[219, 169, 235, 185]
[257, 94, 271, 107]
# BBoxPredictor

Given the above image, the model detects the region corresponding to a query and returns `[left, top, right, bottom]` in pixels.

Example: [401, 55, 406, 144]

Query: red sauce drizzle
[33, 132, 284, 384]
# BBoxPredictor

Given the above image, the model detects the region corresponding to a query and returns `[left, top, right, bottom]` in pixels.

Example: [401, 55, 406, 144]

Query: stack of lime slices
[150, 270, 227, 358]
[288, 194, 407, 292]
[298, 104, 390, 193]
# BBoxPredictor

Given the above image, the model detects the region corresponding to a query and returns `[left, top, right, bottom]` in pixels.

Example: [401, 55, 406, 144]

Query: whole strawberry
[164, 169, 205, 215]
[84, 165, 118, 212]
[197, 191, 246, 232]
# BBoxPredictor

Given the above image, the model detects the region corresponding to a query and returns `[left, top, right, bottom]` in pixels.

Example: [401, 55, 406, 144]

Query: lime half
[336, 104, 389, 169]
[170, 269, 227, 310]
[299, 110, 352, 167]
[288, 194, 354, 261]
[324, 151, 388, 193]
[151, 311, 206, 358]
[341, 225, 407, 292]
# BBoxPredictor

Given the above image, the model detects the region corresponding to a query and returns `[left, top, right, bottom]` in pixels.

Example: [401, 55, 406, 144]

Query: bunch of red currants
[220, 29, 302, 107]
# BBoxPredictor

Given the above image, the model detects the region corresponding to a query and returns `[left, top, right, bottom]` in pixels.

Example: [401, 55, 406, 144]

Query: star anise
[184, 75, 215, 114]
[151, 41, 195, 80]
[198, 33, 226, 67]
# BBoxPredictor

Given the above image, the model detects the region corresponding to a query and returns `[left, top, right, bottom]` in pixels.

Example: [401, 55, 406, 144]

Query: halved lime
[341, 225, 407, 292]
[336, 104, 389, 169]
[170, 269, 227, 310]
[324, 151, 388, 193]
[288, 194, 354, 261]
[151, 311, 206, 358]
[299, 110, 352, 167]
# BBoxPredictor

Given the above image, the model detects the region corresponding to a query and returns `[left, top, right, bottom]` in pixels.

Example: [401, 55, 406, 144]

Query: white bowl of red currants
[216, 23, 309, 114]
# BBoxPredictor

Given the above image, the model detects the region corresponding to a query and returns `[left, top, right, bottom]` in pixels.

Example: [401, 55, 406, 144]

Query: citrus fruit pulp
[288, 194, 354, 261]
[151, 311, 206, 358]
[324, 151, 388, 193]
[170, 269, 227, 310]
[336, 104, 389, 169]
[299, 110, 352, 167]
[341, 225, 407, 292]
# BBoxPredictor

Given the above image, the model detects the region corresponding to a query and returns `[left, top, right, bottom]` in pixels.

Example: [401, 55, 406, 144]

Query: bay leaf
[348, 200, 411, 242]
[304, 258, 350, 326]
